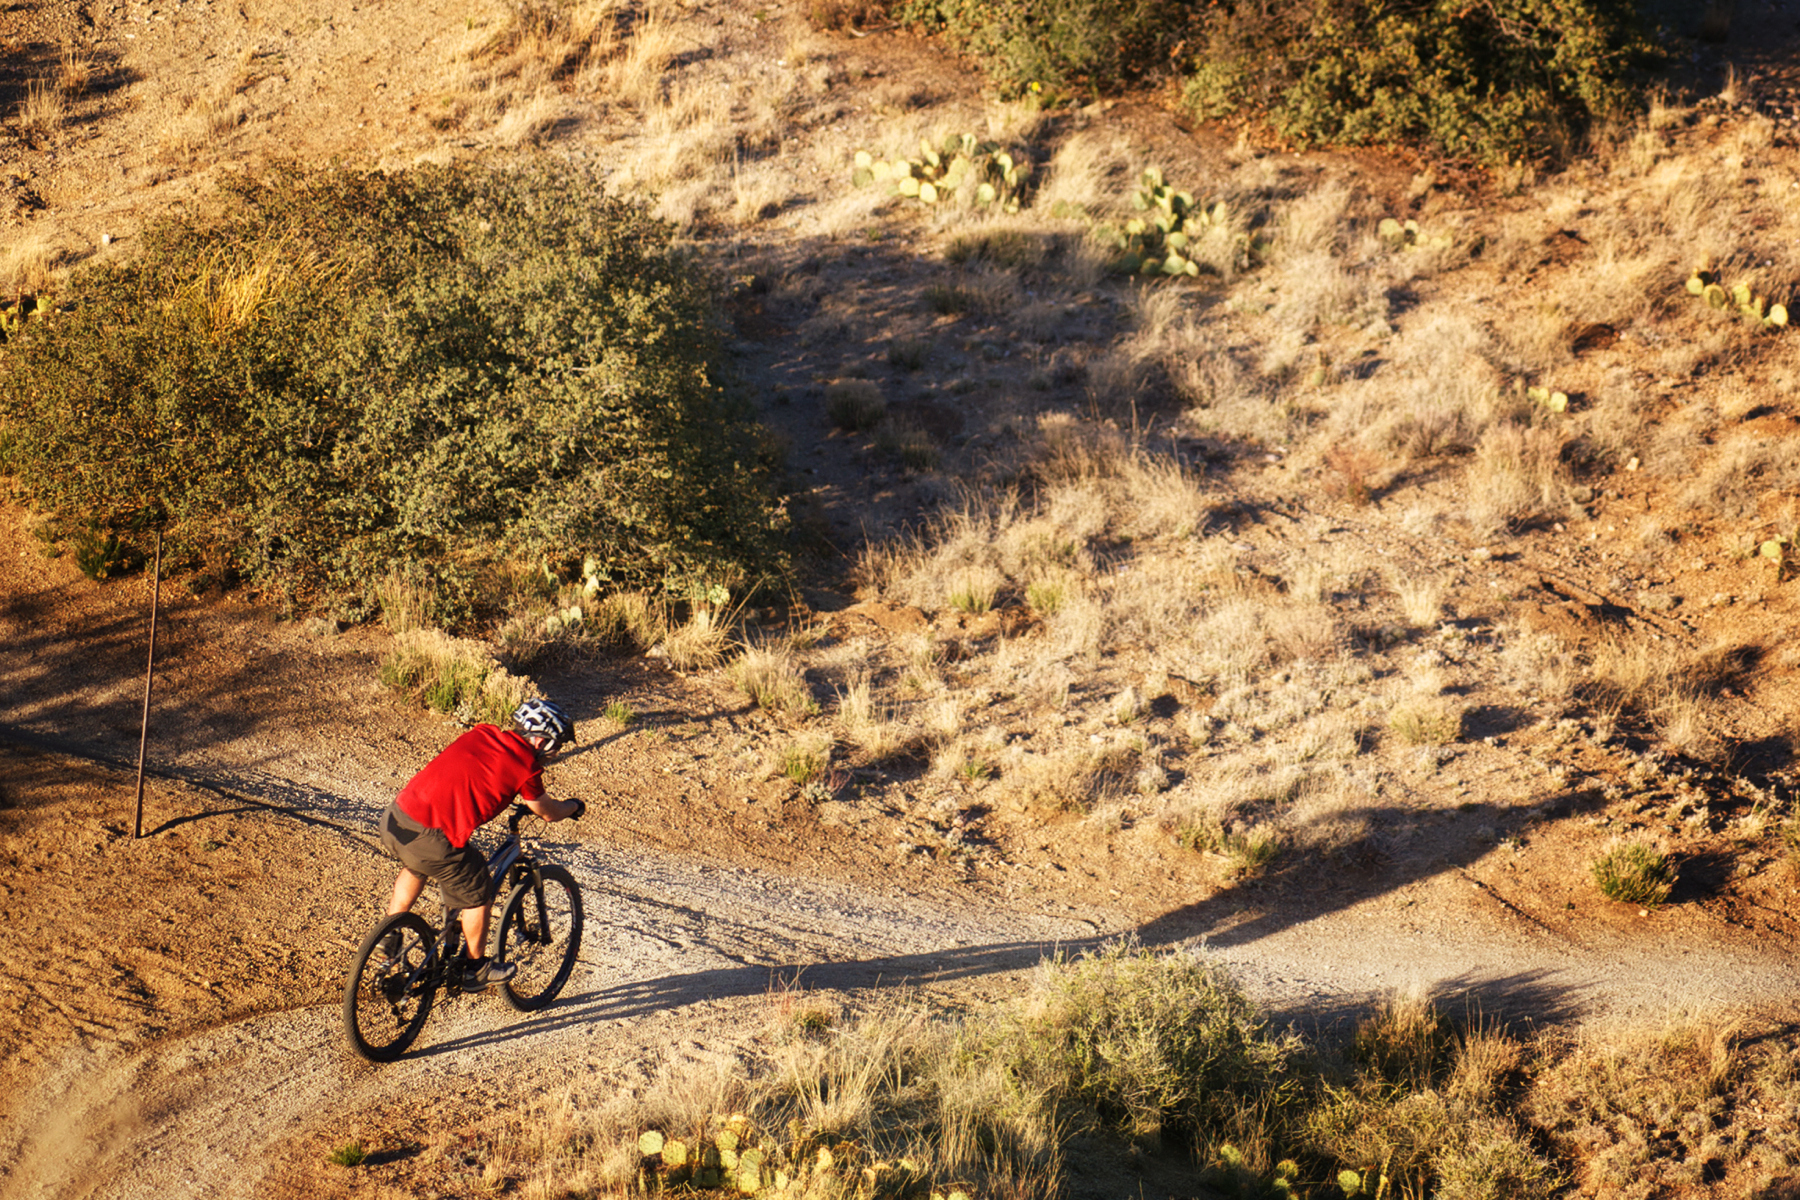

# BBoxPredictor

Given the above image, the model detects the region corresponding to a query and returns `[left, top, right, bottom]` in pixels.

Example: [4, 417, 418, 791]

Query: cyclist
[376, 698, 586, 991]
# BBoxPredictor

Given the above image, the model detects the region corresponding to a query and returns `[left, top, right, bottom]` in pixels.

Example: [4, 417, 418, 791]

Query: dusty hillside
[5, 0, 1800, 1196]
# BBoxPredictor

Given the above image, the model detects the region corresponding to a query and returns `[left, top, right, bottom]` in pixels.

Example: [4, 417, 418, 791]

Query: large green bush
[0, 161, 788, 620]
[1269, 0, 1658, 162]
[893, 0, 1661, 163]
[892, 0, 1197, 97]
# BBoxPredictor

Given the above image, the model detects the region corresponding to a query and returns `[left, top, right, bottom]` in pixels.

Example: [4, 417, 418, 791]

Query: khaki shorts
[377, 803, 492, 911]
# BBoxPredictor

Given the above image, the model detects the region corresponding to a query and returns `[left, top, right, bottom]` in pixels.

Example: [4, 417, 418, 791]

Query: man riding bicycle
[376, 697, 585, 991]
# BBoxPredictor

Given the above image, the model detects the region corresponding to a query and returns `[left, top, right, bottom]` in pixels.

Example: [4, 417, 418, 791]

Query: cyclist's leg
[432, 844, 494, 962]
[388, 866, 426, 916]
[379, 805, 438, 916]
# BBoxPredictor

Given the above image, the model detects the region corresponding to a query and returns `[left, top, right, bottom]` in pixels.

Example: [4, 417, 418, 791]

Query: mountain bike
[342, 805, 584, 1062]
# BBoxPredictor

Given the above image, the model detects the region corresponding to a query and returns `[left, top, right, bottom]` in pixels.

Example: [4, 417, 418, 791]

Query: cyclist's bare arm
[523, 794, 584, 822]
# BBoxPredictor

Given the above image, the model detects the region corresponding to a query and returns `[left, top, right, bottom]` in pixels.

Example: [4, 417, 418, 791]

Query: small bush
[946, 229, 1048, 268]
[70, 523, 142, 581]
[900, 0, 1660, 163]
[894, 0, 1197, 97]
[1176, 819, 1281, 877]
[731, 641, 819, 718]
[1011, 748, 1139, 815]
[1002, 941, 1299, 1144]
[780, 738, 831, 784]
[1025, 576, 1067, 615]
[924, 284, 977, 315]
[1388, 698, 1463, 745]
[603, 700, 636, 726]
[1590, 839, 1675, 906]
[875, 420, 940, 471]
[825, 380, 887, 432]
[380, 630, 532, 727]
[327, 1141, 368, 1168]
[947, 570, 998, 614]
[886, 338, 929, 371]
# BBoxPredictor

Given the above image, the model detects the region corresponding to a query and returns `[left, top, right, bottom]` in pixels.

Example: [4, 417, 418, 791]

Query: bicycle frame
[420, 807, 536, 984]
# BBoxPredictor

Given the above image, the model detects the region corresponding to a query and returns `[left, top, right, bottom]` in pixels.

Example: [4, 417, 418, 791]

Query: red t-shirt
[395, 724, 545, 848]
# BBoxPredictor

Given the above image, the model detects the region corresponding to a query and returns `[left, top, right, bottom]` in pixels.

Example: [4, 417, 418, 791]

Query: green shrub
[1590, 839, 1675, 906]
[899, 0, 1660, 163]
[1267, 0, 1657, 163]
[893, 0, 1196, 97]
[825, 380, 887, 431]
[327, 1141, 368, 1168]
[70, 523, 142, 581]
[1388, 698, 1463, 745]
[379, 629, 533, 726]
[0, 161, 788, 621]
[1003, 941, 1299, 1145]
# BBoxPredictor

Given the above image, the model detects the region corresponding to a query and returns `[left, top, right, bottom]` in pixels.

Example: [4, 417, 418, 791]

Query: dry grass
[731, 638, 818, 719]
[1464, 422, 1571, 537]
[1522, 1022, 1765, 1195]
[0, 230, 68, 295]
[659, 607, 732, 671]
[493, 88, 562, 145]
[17, 78, 66, 144]
[158, 84, 248, 158]
[57, 43, 93, 95]
[589, 3, 683, 106]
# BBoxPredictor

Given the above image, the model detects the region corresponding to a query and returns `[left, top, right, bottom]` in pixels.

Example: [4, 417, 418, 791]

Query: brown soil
[6, 0, 1800, 1196]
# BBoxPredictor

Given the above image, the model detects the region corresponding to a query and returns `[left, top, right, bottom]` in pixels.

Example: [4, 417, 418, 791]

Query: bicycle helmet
[512, 698, 576, 756]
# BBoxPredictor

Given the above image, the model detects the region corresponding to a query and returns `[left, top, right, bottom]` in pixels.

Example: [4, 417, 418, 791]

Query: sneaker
[376, 930, 403, 968]
[460, 957, 516, 992]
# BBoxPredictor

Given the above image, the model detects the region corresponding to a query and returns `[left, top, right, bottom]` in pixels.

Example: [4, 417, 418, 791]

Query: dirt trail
[5, 798, 1795, 1200]
[0, 827, 1098, 1200]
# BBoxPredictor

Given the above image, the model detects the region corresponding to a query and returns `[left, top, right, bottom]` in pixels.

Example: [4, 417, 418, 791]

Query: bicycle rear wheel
[496, 864, 583, 1012]
[342, 912, 437, 1062]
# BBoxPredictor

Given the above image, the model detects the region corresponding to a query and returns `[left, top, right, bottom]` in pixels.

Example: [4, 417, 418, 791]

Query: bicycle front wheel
[342, 912, 437, 1062]
[496, 864, 583, 1012]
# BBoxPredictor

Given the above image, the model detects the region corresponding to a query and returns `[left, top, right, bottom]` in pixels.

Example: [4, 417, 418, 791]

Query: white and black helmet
[512, 698, 576, 755]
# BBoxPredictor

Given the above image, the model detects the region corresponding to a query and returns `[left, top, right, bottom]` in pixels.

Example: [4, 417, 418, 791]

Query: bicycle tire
[342, 912, 437, 1062]
[496, 864, 583, 1012]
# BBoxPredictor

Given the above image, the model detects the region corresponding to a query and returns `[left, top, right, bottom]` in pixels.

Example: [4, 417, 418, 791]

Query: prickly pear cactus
[1685, 263, 1789, 330]
[1526, 385, 1569, 413]
[1090, 167, 1263, 279]
[852, 136, 1030, 211]
[1377, 217, 1452, 252]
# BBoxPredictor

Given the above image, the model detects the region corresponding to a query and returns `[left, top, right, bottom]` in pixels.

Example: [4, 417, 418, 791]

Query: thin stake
[133, 528, 163, 840]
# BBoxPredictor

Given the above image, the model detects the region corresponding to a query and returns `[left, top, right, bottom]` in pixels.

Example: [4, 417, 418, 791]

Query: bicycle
[342, 804, 584, 1062]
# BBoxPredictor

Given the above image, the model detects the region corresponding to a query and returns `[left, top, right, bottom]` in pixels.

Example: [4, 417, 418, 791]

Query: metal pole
[133, 528, 163, 839]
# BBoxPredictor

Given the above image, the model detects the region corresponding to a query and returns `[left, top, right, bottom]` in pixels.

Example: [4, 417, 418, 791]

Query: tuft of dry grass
[0, 230, 68, 295]
[159, 84, 248, 158]
[660, 607, 732, 672]
[57, 43, 93, 95]
[1388, 696, 1464, 746]
[17, 78, 66, 144]
[825, 379, 886, 431]
[731, 638, 819, 718]
[1464, 421, 1571, 537]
